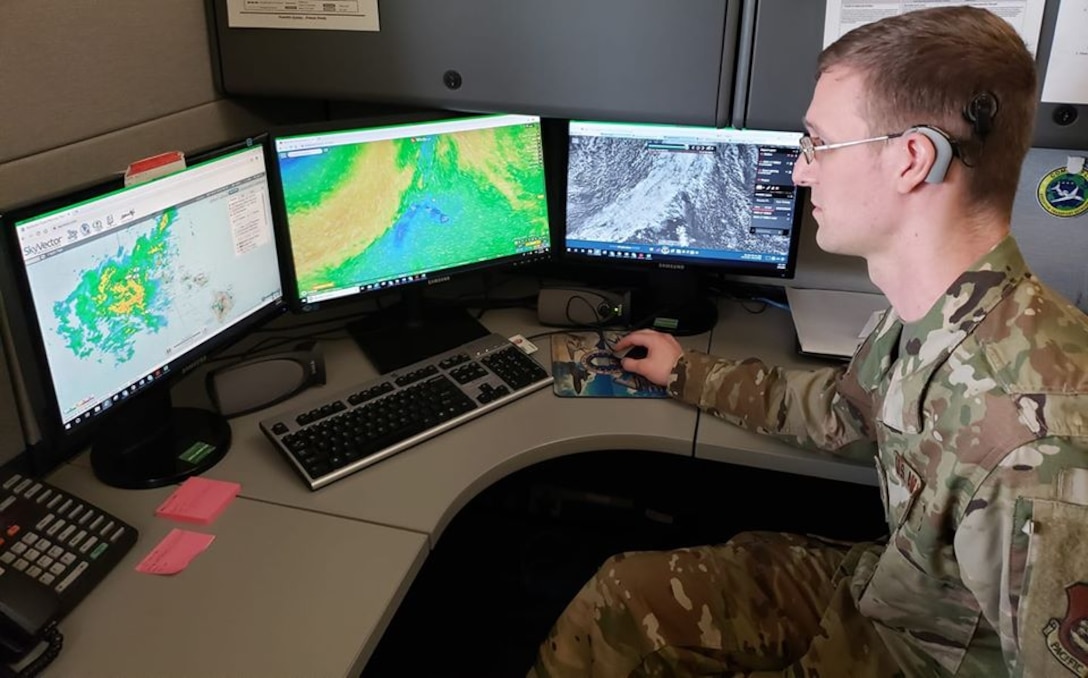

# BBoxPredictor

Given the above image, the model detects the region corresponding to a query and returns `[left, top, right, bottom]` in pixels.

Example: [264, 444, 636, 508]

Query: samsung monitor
[1, 136, 284, 488]
[271, 113, 551, 372]
[563, 120, 804, 333]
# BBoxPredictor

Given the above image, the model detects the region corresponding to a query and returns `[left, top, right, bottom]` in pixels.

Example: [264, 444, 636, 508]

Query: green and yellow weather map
[54, 209, 178, 365]
[279, 121, 549, 296]
[26, 185, 280, 421]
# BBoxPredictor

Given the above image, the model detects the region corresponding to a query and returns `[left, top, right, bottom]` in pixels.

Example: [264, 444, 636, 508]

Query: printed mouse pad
[550, 331, 667, 398]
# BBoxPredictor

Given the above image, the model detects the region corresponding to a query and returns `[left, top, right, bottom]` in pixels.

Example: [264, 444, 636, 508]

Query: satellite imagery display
[566, 135, 791, 257]
[280, 122, 549, 296]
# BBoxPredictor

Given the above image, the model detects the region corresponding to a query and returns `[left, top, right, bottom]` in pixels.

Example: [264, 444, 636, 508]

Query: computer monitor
[271, 112, 551, 372]
[563, 120, 804, 334]
[1, 136, 284, 488]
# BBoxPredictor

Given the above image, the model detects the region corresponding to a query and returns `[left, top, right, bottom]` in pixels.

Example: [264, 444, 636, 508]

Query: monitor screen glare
[14, 144, 283, 434]
[274, 113, 551, 307]
[565, 121, 802, 275]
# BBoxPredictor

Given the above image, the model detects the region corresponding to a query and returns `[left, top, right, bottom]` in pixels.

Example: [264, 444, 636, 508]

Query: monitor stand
[632, 269, 718, 336]
[346, 288, 490, 374]
[90, 386, 231, 489]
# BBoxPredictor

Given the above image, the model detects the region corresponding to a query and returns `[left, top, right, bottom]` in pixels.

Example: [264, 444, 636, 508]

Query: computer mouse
[618, 345, 649, 360]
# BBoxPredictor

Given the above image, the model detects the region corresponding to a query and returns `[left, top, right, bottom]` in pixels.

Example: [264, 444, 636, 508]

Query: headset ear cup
[912, 126, 953, 184]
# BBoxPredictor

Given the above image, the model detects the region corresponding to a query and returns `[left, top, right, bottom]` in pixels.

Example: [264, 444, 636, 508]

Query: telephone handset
[0, 574, 58, 660]
[0, 470, 137, 675]
[0, 575, 61, 677]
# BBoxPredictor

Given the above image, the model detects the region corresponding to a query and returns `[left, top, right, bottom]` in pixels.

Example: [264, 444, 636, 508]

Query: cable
[11, 624, 63, 678]
[208, 331, 350, 365]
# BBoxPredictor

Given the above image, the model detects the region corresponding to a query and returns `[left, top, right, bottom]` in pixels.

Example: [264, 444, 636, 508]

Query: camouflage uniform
[530, 236, 1088, 677]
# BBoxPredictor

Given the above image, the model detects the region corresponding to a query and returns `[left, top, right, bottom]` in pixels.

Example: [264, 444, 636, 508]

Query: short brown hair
[818, 6, 1037, 216]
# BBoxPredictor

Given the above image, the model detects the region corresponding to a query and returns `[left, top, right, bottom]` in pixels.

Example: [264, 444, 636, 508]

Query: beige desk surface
[175, 307, 708, 546]
[129, 303, 874, 544]
[43, 463, 428, 678]
[696, 300, 878, 486]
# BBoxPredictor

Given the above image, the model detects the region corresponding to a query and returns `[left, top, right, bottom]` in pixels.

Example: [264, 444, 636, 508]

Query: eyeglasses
[798, 131, 909, 164]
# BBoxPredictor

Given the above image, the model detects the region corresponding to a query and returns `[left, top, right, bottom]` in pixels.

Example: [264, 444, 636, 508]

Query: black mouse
[620, 345, 649, 360]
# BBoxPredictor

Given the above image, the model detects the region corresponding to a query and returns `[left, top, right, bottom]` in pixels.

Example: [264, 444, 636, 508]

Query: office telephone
[0, 469, 137, 674]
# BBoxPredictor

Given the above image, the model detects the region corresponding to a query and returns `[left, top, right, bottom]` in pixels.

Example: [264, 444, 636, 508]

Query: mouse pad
[550, 331, 667, 398]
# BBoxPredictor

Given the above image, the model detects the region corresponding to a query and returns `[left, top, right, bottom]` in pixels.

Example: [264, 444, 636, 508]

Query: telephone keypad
[0, 469, 136, 618]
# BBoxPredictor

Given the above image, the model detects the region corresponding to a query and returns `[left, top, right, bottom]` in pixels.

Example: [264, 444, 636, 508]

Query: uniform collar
[880, 235, 1029, 433]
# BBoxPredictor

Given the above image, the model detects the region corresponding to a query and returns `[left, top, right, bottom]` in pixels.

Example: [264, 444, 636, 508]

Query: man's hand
[613, 329, 683, 386]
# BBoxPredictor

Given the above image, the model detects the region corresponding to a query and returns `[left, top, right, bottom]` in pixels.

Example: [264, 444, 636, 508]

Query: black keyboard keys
[283, 375, 477, 478]
[481, 346, 549, 390]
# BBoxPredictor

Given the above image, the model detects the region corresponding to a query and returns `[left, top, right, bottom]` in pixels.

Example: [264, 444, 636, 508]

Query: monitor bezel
[557, 120, 806, 280]
[267, 111, 554, 315]
[0, 134, 287, 461]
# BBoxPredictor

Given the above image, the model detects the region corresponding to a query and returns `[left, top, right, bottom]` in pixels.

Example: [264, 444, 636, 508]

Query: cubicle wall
[207, 0, 743, 126]
[0, 2, 329, 210]
[1011, 148, 1088, 312]
[0, 1, 330, 468]
[734, 0, 1087, 150]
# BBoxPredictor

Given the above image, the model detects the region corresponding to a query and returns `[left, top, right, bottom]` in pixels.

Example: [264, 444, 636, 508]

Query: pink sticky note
[135, 529, 215, 575]
[155, 477, 241, 525]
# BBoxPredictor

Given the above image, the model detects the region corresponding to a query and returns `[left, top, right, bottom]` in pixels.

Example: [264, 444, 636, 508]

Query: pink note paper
[155, 477, 241, 525]
[135, 529, 215, 575]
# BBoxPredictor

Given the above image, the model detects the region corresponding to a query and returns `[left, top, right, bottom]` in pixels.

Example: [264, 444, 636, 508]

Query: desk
[41, 464, 427, 677]
[48, 301, 875, 676]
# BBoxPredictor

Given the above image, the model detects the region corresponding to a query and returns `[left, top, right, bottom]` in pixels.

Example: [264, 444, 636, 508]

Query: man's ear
[909, 126, 954, 184]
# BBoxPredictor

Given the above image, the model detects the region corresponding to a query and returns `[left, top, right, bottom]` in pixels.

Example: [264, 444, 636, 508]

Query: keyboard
[0, 469, 137, 621]
[260, 333, 554, 490]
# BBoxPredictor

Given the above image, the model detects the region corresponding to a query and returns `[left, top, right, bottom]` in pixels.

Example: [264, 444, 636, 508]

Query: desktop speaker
[537, 287, 631, 327]
[206, 342, 326, 418]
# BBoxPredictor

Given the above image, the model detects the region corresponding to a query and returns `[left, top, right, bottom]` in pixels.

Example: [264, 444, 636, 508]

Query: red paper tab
[127, 151, 184, 175]
[155, 477, 241, 525]
[135, 529, 214, 575]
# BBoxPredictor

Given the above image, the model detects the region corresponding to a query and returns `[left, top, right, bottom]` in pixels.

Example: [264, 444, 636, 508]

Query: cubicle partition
[207, 0, 743, 126]
[734, 0, 1087, 151]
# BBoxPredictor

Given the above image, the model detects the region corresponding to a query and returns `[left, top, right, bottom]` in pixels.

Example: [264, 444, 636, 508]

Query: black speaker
[537, 287, 631, 327]
[206, 342, 326, 418]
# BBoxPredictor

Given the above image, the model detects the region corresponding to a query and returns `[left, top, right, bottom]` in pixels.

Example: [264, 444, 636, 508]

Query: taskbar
[566, 241, 788, 265]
